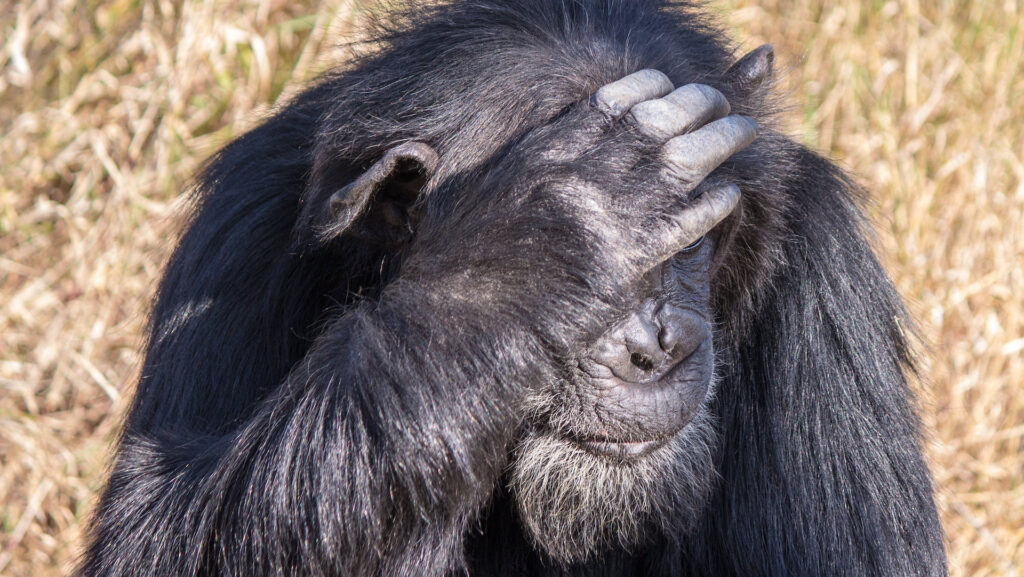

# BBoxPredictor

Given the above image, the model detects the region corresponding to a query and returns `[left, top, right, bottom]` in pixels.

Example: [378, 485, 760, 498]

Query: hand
[537, 70, 756, 280]
[401, 71, 757, 348]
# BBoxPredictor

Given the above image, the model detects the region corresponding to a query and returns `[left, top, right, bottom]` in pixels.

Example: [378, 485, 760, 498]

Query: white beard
[508, 406, 718, 565]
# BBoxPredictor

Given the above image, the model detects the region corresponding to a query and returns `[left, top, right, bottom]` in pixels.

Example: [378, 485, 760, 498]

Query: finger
[651, 182, 741, 264]
[626, 84, 731, 141]
[661, 115, 758, 188]
[591, 69, 674, 120]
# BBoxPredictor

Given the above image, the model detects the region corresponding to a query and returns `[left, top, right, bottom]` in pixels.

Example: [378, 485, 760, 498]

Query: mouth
[573, 435, 674, 459]
[566, 346, 712, 462]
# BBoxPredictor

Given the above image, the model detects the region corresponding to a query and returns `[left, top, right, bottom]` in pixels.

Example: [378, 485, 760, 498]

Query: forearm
[84, 280, 544, 577]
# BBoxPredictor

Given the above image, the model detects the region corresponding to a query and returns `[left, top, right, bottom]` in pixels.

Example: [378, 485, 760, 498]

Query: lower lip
[575, 437, 671, 459]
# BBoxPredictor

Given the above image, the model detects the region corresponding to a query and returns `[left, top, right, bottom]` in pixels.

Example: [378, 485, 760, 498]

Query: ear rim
[318, 141, 439, 243]
[725, 44, 774, 96]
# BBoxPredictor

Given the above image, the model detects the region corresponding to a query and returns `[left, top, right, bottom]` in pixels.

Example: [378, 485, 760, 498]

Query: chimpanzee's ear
[725, 44, 774, 97]
[312, 141, 439, 247]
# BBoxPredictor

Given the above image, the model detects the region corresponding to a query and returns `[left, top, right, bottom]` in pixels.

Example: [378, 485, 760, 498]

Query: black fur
[80, 1, 947, 575]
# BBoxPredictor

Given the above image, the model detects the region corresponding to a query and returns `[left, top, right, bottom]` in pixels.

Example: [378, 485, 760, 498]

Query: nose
[589, 300, 706, 384]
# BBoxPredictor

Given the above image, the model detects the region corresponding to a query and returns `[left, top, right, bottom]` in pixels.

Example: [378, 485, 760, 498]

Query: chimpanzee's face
[493, 71, 748, 564]
[510, 224, 722, 565]
[573, 241, 717, 457]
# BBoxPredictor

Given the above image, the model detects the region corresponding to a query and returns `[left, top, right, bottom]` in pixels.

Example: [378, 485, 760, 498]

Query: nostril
[588, 302, 709, 383]
[630, 352, 655, 372]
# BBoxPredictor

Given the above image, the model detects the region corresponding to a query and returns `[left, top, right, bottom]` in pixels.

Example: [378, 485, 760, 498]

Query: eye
[681, 235, 705, 252]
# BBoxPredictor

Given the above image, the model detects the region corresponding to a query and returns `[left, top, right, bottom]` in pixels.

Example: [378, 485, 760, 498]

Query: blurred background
[0, 1, 1020, 575]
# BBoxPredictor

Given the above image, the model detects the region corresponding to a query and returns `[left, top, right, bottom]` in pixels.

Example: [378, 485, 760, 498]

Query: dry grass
[0, 1, 1020, 575]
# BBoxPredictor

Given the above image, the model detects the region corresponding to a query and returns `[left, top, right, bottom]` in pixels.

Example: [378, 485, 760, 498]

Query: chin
[508, 403, 719, 566]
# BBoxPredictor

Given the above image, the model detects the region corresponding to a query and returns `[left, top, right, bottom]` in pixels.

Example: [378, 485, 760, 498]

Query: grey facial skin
[512, 67, 758, 563]
[534, 70, 754, 458]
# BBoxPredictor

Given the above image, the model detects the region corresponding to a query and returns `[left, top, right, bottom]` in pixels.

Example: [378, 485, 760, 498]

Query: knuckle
[660, 161, 704, 189]
[626, 100, 677, 139]
[706, 118, 755, 152]
[668, 83, 729, 115]
[633, 69, 674, 92]
[693, 84, 728, 108]
[631, 98, 675, 118]
[592, 69, 674, 118]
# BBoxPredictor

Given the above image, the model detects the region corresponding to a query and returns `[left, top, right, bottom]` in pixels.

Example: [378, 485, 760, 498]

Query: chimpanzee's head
[300, 27, 774, 562]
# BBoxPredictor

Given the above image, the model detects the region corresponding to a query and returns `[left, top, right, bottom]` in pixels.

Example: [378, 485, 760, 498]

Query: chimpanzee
[79, 1, 947, 576]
